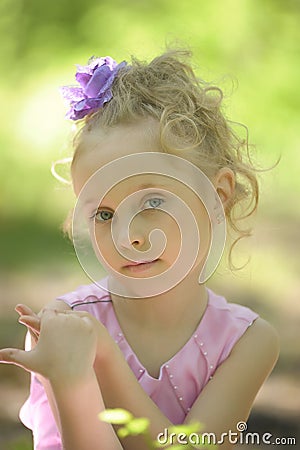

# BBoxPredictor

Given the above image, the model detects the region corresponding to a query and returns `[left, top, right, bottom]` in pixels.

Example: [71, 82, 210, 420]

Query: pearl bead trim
[193, 335, 217, 385]
[164, 363, 187, 410]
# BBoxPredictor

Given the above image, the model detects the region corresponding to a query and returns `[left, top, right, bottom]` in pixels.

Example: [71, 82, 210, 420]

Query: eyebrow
[131, 182, 170, 191]
[84, 181, 172, 208]
[123, 181, 174, 197]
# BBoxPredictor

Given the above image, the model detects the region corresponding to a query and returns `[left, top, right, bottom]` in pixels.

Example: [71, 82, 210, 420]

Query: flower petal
[60, 86, 85, 102]
[102, 56, 118, 70]
[97, 61, 127, 96]
[76, 63, 94, 76]
[75, 72, 92, 89]
[100, 89, 113, 105]
[88, 57, 105, 69]
[82, 98, 105, 109]
[85, 65, 112, 97]
[69, 98, 105, 120]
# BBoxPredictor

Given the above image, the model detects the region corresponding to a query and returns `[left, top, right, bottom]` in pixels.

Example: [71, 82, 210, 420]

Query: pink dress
[20, 277, 258, 450]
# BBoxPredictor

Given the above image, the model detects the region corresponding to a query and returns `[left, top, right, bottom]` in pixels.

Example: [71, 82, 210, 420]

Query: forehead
[71, 121, 213, 211]
[101, 174, 179, 203]
[72, 121, 161, 195]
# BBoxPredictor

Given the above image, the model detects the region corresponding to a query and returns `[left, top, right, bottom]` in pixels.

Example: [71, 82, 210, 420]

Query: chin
[108, 268, 176, 299]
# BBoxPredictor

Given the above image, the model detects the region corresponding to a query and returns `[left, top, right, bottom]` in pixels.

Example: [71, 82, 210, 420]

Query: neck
[109, 269, 208, 332]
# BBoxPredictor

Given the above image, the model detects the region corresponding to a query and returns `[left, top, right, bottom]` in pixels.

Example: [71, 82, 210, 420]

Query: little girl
[0, 50, 279, 450]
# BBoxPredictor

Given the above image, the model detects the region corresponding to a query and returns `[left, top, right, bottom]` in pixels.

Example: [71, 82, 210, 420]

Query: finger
[15, 304, 37, 317]
[81, 316, 95, 330]
[18, 315, 41, 333]
[47, 309, 89, 319]
[63, 310, 84, 316]
[38, 308, 61, 331]
[62, 310, 96, 326]
[0, 348, 35, 372]
[18, 320, 40, 342]
[63, 310, 91, 318]
[39, 307, 59, 318]
[28, 327, 39, 345]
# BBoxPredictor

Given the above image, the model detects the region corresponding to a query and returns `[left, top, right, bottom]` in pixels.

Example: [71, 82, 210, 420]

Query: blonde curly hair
[67, 49, 261, 270]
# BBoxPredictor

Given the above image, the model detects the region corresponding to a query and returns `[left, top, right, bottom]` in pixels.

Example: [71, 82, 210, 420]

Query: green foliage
[5, 435, 32, 450]
[100, 408, 217, 449]
[99, 409, 152, 445]
[99, 408, 134, 424]
[0, 0, 299, 232]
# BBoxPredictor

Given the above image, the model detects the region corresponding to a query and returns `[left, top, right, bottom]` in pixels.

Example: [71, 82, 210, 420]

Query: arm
[16, 304, 167, 450]
[94, 318, 279, 450]
[50, 370, 122, 450]
[184, 318, 280, 448]
[95, 343, 173, 450]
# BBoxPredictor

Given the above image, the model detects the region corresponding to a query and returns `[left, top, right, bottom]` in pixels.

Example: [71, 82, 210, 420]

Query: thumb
[0, 348, 36, 372]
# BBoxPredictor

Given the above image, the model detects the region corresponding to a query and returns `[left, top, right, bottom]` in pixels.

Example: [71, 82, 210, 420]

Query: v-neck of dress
[109, 288, 211, 381]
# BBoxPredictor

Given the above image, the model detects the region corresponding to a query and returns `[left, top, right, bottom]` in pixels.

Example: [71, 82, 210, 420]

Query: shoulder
[195, 290, 279, 382]
[213, 292, 280, 371]
[198, 289, 260, 365]
[217, 317, 280, 399]
[232, 317, 280, 364]
[55, 277, 111, 308]
[39, 277, 113, 321]
[206, 288, 259, 324]
[52, 277, 116, 327]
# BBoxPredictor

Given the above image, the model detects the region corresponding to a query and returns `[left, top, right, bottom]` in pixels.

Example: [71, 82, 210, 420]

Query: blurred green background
[0, 0, 299, 448]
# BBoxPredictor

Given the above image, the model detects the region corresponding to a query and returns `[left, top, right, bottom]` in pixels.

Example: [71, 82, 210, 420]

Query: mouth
[123, 259, 160, 273]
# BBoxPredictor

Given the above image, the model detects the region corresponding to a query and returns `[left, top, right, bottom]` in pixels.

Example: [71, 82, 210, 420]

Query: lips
[125, 260, 156, 266]
[123, 259, 159, 272]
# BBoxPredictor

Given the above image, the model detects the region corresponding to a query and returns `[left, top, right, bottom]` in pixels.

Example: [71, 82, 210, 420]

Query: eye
[94, 210, 114, 223]
[143, 197, 165, 209]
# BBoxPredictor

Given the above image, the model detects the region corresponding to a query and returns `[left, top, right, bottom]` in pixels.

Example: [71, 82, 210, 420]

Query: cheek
[153, 213, 181, 257]
[92, 225, 114, 259]
[183, 199, 211, 258]
[167, 218, 181, 248]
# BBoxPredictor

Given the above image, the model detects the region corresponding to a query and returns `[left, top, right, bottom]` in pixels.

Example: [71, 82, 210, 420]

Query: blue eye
[143, 198, 165, 209]
[94, 210, 114, 222]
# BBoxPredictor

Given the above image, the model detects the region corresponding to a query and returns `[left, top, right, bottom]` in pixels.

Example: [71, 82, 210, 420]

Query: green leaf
[126, 417, 150, 435]
[99, 408, 133, 424]
[117, 426, 130, 439]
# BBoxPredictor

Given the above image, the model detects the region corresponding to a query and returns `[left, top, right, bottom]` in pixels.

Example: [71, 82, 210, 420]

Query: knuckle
[82, 316, 94, 330]
[8, 350, 16, 360]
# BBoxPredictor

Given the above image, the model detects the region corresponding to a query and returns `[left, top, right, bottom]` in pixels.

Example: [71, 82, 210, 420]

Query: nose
[115, 215, 147, 250]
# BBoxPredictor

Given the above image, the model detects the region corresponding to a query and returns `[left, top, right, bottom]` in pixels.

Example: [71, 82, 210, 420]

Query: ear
[212, 168, 235, 211]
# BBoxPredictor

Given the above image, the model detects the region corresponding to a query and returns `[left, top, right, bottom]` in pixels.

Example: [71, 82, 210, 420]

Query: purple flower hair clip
[61, 56, 127, 120]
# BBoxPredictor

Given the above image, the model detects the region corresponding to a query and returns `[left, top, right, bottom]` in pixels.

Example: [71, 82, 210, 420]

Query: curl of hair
[69, 49, 273, 271]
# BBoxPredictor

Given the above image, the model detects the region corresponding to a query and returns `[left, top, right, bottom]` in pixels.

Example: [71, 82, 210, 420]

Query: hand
[0, 309, 98, 385]
[15, 303, 116, 363]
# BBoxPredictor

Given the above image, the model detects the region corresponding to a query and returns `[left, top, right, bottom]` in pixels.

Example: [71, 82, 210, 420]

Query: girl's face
[72, 121, 212, 285]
